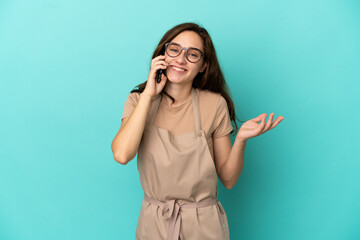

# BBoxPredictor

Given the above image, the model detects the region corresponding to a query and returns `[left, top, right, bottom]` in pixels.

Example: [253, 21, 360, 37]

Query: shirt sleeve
[212, 96, 234, 138]
[122, 92, 140, 121]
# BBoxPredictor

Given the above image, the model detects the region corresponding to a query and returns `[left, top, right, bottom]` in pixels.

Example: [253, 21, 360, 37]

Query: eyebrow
[171, 41, 203, 52]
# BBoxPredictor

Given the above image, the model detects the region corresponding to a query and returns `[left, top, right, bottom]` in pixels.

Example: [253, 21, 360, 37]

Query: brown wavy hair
[130, 22, 244, 136]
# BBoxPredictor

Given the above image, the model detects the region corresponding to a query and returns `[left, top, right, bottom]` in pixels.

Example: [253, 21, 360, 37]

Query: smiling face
[164, 31, 207, 85]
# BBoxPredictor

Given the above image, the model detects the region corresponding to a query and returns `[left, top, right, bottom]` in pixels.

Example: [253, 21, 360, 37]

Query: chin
[167, 74, 193, 83]
[166, 75, 183, 83]
[167, 79, 182, 84]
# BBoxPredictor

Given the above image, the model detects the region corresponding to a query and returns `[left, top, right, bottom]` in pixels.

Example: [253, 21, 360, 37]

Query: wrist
[236, 136, 247, 143]
[140, 92, 153, 102]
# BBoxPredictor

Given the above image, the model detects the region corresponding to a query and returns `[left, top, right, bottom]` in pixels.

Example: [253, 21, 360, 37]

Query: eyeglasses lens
[166, 43, 202, 63]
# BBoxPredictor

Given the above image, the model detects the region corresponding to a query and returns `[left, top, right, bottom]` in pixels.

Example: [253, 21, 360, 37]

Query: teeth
[172, 66, 185, 72]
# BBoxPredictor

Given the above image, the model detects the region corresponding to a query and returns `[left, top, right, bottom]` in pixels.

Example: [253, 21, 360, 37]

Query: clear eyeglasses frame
[164, 42, 204, 63]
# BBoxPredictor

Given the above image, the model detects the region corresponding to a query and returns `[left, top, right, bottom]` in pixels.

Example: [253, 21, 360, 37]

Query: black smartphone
[156, 67, 168, 83]
[156, 52, 167, 83]
[156, 69, 163, 83]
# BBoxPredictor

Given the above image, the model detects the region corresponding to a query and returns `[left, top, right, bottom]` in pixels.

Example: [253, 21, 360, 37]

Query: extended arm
[214, 113, 285, 189]
[213, 135, 245, 189]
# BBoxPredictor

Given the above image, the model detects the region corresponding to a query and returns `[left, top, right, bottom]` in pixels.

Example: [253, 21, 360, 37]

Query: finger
[253, 119, 266, 136]
[149, 64, 168, 81]
[270, 116, 285, 130]
[259, 113, 267, 124]
[155, 60, 169, 66]
[151, 55, 166, 64]
[253, 116, 261, 122]
[160, 72, 168, 85]
[152, 61, 169, 70]
[151, 61, 169, 70]
[264, 113, 274, 132]
[257, 114, 267, 133]
[152, 55, 166, 61]
[254, 113, 266, 123]
[252, 115, 262, 123]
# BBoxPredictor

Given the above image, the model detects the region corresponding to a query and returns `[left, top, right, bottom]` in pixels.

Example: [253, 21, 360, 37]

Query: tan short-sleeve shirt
[122, 88, 233, 159]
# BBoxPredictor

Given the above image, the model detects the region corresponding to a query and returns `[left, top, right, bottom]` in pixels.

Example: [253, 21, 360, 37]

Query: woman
[111, 22, 284, 240]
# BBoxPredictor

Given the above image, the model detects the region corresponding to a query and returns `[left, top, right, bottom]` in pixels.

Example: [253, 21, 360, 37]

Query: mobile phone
[156, 69, 163, 83]
[156, 52, 167, 83]
[156, 68, 167, 83]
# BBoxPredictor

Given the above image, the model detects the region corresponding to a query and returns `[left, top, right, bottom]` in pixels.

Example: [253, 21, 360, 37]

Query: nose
[175, 49, 187, 64]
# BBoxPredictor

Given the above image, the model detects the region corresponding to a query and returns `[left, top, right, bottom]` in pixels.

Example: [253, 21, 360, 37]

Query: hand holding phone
[156, 68, 167, 83]
[143, 55, 168, 98]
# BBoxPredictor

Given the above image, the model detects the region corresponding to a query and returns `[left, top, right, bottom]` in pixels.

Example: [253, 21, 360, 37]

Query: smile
[171, 65, 187, 72]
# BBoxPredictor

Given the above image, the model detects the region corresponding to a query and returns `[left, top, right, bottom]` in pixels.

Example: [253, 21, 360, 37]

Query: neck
[163, 82, 193, 103]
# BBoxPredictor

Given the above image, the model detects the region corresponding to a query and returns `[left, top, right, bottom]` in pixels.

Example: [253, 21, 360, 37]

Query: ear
[199, 63, 207, 73]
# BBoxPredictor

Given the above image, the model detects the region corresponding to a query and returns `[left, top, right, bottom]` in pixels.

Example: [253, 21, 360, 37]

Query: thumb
[160, 74, 167, 87]
[255, 113, 266, 123]
[254, 115, 262, 122]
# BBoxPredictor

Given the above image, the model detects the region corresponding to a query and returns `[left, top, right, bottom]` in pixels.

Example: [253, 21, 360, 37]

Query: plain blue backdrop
[0, 0, 359, 239]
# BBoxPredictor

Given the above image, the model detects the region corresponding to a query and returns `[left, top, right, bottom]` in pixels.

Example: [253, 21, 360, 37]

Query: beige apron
[135, 88, 230, 240]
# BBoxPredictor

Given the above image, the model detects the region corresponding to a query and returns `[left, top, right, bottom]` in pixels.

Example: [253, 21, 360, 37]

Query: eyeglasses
[165, 42, 204, 63]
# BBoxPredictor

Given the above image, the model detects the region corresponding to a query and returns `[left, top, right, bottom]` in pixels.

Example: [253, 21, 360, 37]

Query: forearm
[111, 93, 153, 164]
[219, 137, 246, 189]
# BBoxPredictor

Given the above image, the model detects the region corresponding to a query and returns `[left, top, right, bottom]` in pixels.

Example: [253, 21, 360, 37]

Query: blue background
[1, 0, 359, 239]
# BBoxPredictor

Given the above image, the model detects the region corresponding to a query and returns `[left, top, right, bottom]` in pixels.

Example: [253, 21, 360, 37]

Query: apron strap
[191, 88, 202, 132]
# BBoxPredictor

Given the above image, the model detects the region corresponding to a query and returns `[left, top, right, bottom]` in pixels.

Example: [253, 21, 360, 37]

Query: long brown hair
[130, 22, 243, 136]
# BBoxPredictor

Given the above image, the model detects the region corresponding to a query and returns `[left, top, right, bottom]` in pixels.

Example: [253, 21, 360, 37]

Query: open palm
[236, 113, 285, 141]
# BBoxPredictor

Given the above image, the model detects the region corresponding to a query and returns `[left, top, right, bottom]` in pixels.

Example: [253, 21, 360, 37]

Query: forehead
[171, 31, 204, 50]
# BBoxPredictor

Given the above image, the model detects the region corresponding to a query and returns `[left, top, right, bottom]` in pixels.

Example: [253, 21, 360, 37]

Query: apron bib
[135, 88, 230, 240]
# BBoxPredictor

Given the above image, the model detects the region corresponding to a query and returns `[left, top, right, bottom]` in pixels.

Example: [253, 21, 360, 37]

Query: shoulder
[195, 88, 227, 109]
[125, 91, 141, 104]
[128, 91, 141, 99]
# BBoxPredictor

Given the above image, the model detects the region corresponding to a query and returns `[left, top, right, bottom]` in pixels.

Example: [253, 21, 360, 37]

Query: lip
[170, 65, 187, 72]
